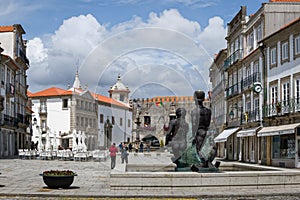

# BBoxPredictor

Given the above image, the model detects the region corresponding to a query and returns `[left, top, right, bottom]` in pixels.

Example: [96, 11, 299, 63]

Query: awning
[237, 126, 262, 137]
[214, 127, 240, 143]
[62, 134, 73, 139]
[257, 123, 300, 137]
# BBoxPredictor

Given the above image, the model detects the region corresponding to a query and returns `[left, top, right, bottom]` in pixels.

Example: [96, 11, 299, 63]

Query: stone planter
[40, 170, 77, 189]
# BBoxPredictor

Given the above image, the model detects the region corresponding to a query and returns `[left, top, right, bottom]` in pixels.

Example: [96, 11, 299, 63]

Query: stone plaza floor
[1, 154, 300, 199]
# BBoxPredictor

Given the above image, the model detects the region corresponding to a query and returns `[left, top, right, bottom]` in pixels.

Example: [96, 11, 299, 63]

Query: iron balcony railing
[2, 114, 18, 127]
[263, 97, 300, 117]
[39, 105, 47, 114]
[17, 113, 25, 124]
[241, 72, 261, 91]
[223, 49, 243, 70]
[241, 108, 260, 124]
[225, 83, 239, 98]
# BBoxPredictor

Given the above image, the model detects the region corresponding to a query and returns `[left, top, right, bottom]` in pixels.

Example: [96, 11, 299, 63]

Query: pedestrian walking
[139, 142, 144, 153]
[146, 142, 151, 152]
[128, 142, 133, 152]
[135, 142, 139, 153]
[121, 145, 129, 164]
[109, 143, 118, 169]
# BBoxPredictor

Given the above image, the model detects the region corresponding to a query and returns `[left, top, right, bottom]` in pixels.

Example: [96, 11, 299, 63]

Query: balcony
[263, 97, 300, 118]
[241, 108, 260, 124]
[39, 105, 47, 114]
[17, 113, 25, 124]
[6, 83, 15, 97]
[2, 114, 18, 127]
[225, 83, 239, 98]
[241, 72, 261, 91]
[223, 49, 243, 70]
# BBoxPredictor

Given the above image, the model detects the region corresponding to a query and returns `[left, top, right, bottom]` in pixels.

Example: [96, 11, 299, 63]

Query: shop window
[272, 135, 295, 159]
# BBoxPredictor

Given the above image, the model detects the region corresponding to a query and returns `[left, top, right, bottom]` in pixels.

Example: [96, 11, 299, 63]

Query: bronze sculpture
[165, 108, 189, 161]
[169, 90, 218, 172]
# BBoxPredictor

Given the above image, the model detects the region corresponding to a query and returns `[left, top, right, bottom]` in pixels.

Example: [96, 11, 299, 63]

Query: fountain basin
[110, 162, 300, 190]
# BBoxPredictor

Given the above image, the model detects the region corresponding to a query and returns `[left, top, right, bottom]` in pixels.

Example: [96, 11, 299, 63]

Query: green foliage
[42, 170, 76, 176]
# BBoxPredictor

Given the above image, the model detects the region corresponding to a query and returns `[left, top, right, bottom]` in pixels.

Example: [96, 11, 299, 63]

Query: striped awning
[214, 127, 240, 143]
[257, 123, 300, 137]
[237, 126, 262, 137]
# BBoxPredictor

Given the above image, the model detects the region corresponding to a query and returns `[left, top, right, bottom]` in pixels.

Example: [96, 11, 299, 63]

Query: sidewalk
[1, 155, 300, 199]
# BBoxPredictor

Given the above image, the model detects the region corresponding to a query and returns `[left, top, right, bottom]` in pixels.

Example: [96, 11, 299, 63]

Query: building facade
[130, 95, 211, 146]
[29, 73, 132, 150]
[0, 24, 30, 157]
[211, 0, 300, 167]
[258, 17, 300, 168]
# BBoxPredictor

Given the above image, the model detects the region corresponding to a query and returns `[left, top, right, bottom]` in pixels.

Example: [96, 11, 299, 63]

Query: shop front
[258, 123, 300, 168]
[237, 126, 261, 163]
[214, 127, 240, 160]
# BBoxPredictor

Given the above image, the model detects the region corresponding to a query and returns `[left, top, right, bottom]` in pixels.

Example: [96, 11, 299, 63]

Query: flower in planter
[42, 170, 76, 176]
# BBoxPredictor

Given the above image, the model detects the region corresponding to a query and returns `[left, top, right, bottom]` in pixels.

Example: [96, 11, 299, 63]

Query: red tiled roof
[28, 87, 72, 97]
[0, 26, 14, 32]
[91, 92, 129, 108]
[28, 87, 129, 108]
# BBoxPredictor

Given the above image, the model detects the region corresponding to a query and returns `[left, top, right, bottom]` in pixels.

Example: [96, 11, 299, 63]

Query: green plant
[42, 170, 76, 176]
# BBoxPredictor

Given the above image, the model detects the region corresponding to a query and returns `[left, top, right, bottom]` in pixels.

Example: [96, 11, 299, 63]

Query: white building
[29, 73, 132, 150]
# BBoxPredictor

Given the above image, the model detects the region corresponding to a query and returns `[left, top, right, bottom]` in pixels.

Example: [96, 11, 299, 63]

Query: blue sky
[0, 0, 265, 98]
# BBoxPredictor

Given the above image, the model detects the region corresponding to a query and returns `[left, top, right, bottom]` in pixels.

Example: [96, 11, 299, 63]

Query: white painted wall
[0, 32, 14, 57]
[97, 104, 132, 147]
[31, 97, 70, 147]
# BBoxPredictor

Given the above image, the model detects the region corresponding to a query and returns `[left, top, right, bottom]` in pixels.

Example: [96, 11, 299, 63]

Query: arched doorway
[142, 134, 160, 147]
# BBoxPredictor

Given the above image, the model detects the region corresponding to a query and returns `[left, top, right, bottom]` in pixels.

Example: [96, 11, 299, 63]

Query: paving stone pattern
[1, 154, 300, 199]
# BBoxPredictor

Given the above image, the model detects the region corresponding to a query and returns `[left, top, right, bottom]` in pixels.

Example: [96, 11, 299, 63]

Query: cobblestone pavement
[1, 157, 300, 199]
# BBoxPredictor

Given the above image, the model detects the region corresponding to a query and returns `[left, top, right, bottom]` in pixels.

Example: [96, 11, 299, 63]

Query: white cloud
[27, 9, 227, 97]
[198, 16, 226, 55]
[27, 38, 48, 63]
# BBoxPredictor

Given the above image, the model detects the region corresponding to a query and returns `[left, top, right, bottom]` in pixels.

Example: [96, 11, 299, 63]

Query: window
[128, 119, 131, 127]
[62, 99, 68, 108]
[144, 116, 151, 127]
[296, 79, 300, 105]
[248, 32, 254, 52]
[120, 94, 125, 102]
[120, 117, 123, 126]
[295, 35, 300, 55]
[282, 82, 290, 106]
[271, 86, 278, 104]
[272, 135, 295, 159]
[270, 47, 277, 65]
[256, 24, 262, 42]
[112, 116, 115, 125]
[1, 66, 4, 87]
[100, 114, 104, 123]
[281, 42, 288, 61]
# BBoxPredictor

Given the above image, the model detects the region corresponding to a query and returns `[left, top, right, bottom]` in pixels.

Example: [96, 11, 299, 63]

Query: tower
[108, 74, 130, 104]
